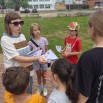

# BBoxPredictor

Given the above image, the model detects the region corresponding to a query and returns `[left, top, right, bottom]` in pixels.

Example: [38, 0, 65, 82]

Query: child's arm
[62, 50, 82, 57]
[44, 71, 58, 88]
[45, 45, 48, 52]
[77, 93, 88, 103]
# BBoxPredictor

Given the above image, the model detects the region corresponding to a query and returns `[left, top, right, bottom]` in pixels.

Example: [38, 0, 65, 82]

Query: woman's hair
[88, 10, 103, 37]
[51, 58, 78, 103]
[30, 23, 41, 37]
[4, 11, 21, 35]
[2, 67, 30, 95]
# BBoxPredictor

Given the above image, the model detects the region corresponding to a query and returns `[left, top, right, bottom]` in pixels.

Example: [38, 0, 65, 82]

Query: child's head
[4, 11, 24, 36]
[88, 10, 103, 41]
[30, 23, 41, 37]
[67, 22, 80, 37]
[2, 67, 30, 95]
[51, 58, 77, 103]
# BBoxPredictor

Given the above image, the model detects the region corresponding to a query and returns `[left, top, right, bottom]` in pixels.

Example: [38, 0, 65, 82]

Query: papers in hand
[26, 49, 42, 57]
[55, 45, 62, 53]
[44, 49, 58, 62]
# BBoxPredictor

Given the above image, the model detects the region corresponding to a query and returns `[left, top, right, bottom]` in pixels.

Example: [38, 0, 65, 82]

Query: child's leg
[41, 64, 48, 96]
[36, 70, 42, 85]
[27, 76, 33, 94]
[42, 70, 47, 86]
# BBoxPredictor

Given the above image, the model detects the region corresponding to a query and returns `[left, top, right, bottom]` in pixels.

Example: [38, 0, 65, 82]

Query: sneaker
[43, 87, 48, 96]
[36, 88, 42, 95]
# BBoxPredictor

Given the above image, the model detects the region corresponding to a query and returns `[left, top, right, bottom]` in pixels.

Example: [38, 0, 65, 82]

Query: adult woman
[1, 11, 47, 94]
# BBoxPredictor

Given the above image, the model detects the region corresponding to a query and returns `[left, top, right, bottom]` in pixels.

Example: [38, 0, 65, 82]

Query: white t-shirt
[1, 33, 27, 69]
[48, 89, 71, 103]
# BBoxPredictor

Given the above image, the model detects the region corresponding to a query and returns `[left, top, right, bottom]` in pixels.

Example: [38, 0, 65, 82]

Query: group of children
[1, 10, 83, 103]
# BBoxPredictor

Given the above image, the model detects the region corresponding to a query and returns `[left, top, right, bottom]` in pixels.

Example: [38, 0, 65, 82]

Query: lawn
[0, 16, 93, 57]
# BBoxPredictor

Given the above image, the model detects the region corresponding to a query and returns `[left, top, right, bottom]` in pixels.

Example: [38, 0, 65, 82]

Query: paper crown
[67, 22, 80, 31]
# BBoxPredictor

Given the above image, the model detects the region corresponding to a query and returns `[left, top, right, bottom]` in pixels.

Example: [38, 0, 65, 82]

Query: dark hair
[51, 58, 78, 103]
[2, 67, 30, 95]
[4, 11, 21, 35]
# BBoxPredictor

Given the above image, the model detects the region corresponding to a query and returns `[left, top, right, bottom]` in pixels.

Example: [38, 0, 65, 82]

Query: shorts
[33, 62, 48, 71]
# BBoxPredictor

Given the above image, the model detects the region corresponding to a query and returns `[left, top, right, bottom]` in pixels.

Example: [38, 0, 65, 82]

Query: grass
[0, 16, 93, 57]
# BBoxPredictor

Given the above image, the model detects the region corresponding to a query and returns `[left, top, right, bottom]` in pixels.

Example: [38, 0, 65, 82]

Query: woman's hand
[37, 55, 48, 64]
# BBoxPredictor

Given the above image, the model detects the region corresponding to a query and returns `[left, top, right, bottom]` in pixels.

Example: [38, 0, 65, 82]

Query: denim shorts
[33, 62, 48, 70]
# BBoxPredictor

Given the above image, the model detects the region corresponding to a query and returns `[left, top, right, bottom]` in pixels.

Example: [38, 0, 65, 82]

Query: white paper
[55, 45, 62, 53]
[44, 49, 58, 62]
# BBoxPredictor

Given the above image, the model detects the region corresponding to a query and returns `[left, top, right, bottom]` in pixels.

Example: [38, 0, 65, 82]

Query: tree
[5, 0, 28, 11]
[0, 0, 5, 8]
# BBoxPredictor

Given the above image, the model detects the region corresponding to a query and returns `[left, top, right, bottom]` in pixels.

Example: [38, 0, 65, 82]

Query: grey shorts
[33, 62, 48, 71]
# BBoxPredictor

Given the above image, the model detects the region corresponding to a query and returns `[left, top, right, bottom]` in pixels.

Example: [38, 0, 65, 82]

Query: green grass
[0, 16, 93, 56]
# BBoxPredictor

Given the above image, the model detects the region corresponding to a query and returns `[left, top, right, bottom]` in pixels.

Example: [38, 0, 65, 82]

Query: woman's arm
[14, 55, 47, 64]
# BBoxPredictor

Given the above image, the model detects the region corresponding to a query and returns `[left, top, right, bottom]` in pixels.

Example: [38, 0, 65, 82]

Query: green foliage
[5, 0, 28, 10]
[0, 16, 93, 56]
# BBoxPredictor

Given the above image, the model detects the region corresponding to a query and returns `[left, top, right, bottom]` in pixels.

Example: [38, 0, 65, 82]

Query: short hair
[4, 11, 21, 35]
[2, 67, 30, 95]
[30, 23, 41, 37]
[88, 10, 103, 37]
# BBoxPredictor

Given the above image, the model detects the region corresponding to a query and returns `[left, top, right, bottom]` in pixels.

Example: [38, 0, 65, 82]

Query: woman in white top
[1, 11, 47, 94]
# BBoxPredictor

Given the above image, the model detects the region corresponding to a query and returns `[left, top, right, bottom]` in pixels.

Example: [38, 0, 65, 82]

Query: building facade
[87, 0, 103, 8]
[28, 0, 56, 11]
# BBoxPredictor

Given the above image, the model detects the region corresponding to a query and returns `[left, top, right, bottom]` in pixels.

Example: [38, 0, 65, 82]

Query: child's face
[32, 26, 40, 37]
[69, 30, 77, 37]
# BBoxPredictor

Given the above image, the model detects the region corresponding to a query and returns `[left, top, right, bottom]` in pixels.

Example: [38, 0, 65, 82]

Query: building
[28, 0, 56, 11]
[87, 0, 103, 8]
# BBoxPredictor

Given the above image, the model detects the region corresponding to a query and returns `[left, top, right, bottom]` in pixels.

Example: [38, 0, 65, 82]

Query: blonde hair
[30, 23, 41, 37]
[88, 10, 103, 37]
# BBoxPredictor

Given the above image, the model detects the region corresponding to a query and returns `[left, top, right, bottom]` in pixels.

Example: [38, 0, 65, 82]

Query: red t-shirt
[64, 36, 82, 64]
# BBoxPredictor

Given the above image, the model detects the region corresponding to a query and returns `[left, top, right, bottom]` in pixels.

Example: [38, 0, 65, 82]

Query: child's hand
[44, 71, 53, 82]
[62, 51, 70, 57]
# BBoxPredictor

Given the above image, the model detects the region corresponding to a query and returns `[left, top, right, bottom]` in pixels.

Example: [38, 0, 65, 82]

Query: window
[40, 4, 44, 8]
[34, 5, 38, 9]
[33, 0, 38, 1]
[45, 4, 50, 8]
[39, 0, 44, 1]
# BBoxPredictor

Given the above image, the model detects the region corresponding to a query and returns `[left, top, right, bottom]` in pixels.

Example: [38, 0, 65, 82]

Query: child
[2, 67, 46, 103]
[75, 10, 103, 103]
[45, 58, 78, 103]
[28, 23, 48, 96]
[62, 22, 82, 69]
[0, 12, 47, 94]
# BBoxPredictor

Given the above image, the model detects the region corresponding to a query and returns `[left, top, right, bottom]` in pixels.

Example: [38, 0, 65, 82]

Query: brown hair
[4, 11, 21, 35]
[88, 10, 103, 37]
[30, 23, 41, 37]
[2, 67, 30, 95]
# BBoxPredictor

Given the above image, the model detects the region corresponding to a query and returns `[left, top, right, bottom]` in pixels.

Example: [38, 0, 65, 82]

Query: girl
[62, 22, 82, 69]
[0, 12, 47, 94]
[28, 23, 48, 96]
[75, 10, 103, 103]
[2, 67, 46, 103]
[45, 58, 78, 103]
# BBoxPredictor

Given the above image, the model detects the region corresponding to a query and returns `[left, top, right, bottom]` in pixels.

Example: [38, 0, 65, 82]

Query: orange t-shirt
[4, 91, 46, 103]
